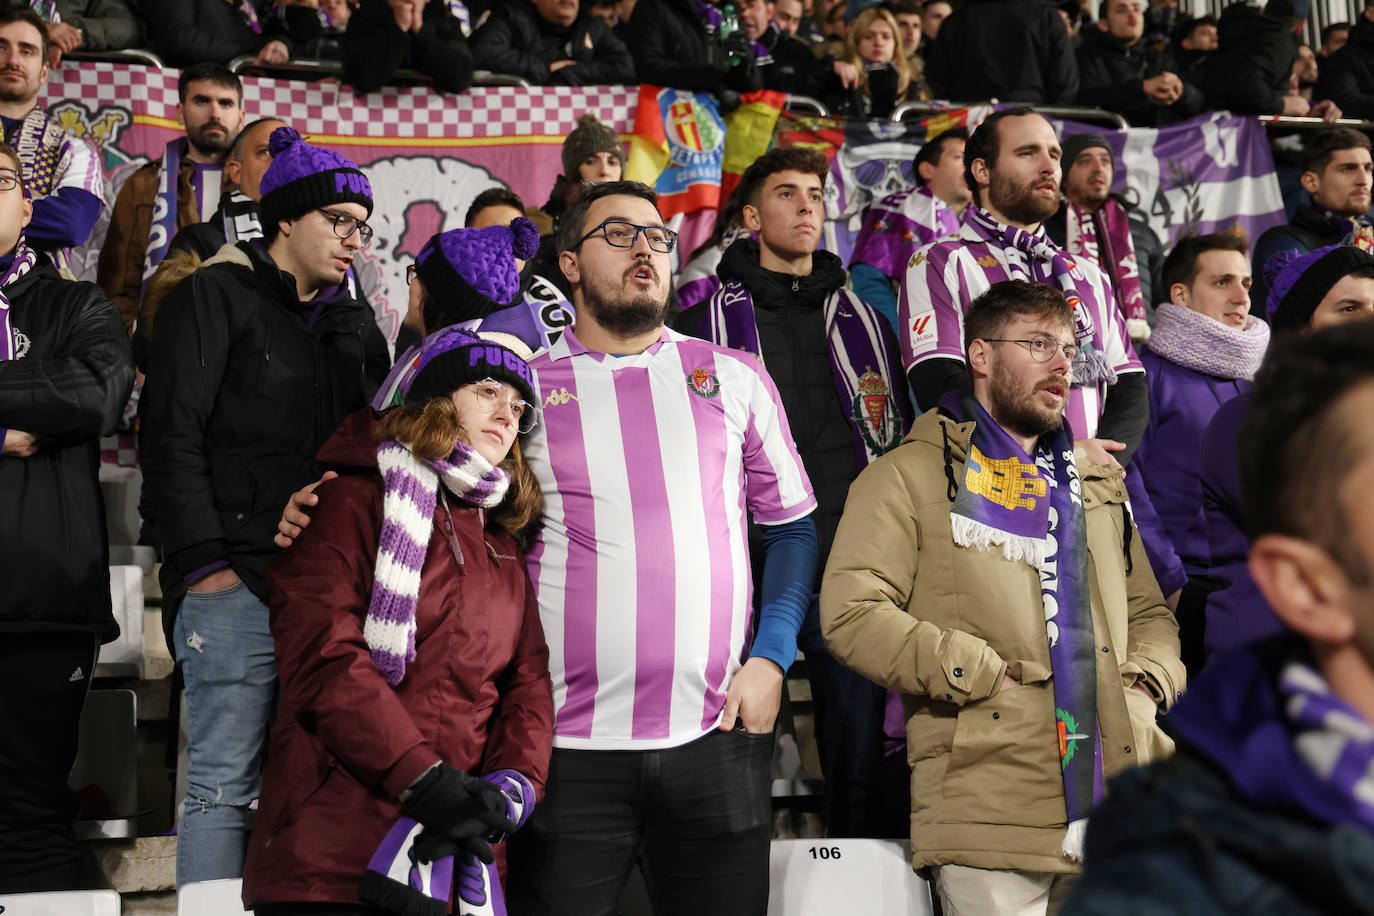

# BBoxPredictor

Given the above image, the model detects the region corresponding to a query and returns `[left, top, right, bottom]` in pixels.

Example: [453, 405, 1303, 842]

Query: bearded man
[821, 278, 1183, 916]
[899, 107, 1148, 471]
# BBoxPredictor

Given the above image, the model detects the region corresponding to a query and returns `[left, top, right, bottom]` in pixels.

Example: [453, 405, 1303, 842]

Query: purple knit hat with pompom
[1265, 243, 1374, 333]
[414, 216, 541, 323]
[259, 126, 373, 230]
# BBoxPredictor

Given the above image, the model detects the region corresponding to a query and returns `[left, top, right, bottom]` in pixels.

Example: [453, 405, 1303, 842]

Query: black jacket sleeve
[141, 0, 261, 66]
[0, 282, 133, 442]
[344, 0, 474, 94]
[1076, 44, 1148, 113]
[138, 270, 235, 578]
[552, 19, 636, 85]
[1044, 8, 1080, 105]
[907, 356, 970, 413]
[1322, 48, 1374, 120]
[624, 0, 726, 91]
[1094, 370, 1148, 464]
[470, 6, 551, 83]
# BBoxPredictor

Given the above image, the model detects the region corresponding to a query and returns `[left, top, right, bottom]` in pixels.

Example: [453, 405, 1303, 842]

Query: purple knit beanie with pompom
[414, 216, 541, 324]
[259, 126, 373, 230]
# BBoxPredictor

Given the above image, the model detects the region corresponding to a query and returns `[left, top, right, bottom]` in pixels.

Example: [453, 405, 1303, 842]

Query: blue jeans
[173, 581, 277, 887]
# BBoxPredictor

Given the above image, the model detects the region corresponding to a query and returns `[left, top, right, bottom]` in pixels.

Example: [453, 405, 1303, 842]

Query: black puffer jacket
[680, 240, 858, 558]
[1076, 29, 1203, 125]
[924, 0, 1078, 104]
[1323, 15, 1374, 121]
[343, 0, 474, 95]
[1202, 3, 1296, 115]
[471, 0, 634, 85]
[140, 0, 265, 67]
[0, 257, 134, 639]
[622, 0, 761, 93]
[140, 242, 390, 637]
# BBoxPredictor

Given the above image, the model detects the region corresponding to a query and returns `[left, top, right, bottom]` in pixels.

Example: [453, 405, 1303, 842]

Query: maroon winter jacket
[242, 409, 553, 910]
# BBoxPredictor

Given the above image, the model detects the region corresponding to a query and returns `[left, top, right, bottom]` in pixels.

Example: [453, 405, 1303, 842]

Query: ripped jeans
[173, 580, 277, 887]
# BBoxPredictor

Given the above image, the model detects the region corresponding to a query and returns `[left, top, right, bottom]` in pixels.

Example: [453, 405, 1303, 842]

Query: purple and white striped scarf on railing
[366, 438, 511, 685]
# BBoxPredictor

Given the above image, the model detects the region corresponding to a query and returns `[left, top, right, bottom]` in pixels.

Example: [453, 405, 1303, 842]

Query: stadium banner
[43, 63, 1284, 344]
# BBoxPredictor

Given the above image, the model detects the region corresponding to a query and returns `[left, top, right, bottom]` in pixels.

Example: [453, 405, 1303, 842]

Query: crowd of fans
[3, 0, 1374, 914]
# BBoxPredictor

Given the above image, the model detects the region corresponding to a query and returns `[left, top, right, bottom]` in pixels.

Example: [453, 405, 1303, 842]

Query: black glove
[412, 819, 495, 866]
[401, 765, 508, 838]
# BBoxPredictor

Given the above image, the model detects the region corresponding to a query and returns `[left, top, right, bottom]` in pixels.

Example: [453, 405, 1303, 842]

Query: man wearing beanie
[1045, 132, 1163, 343]
[1197, 242, 1374, 661]
[140, 125, 390, 888]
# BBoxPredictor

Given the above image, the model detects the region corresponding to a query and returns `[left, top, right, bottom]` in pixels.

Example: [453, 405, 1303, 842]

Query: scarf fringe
[951, 515, 1047, 569]
[1062, 817, 1088, 862]
[1126, 318, 1151, 343]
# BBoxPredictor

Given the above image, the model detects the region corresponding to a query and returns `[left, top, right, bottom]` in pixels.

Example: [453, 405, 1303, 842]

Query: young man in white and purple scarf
[1044, 133, 1162, 345]
[1060, 319, 1374, 916]
[1126, 232, 1269, 675]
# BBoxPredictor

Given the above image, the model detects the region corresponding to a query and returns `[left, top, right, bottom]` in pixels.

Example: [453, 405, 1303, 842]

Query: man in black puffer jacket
[1323, 4, 1374, 121]
[1203, 0, 1338, 117]
[471, 0, 635, 85]
[924, 0, 1079, 103]
[1076, 0, 1202, 126]
[139, 128, 389, 888]
[677, 148, 914, 839]
[623, 0, 763, 94]
[0, 140, 135, 893]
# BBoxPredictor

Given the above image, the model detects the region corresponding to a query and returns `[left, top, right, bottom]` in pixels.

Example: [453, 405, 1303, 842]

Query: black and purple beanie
[415, 217, 541, 323]
[403, 326, 536, 409]
[259, 126, 373, 230]
[1265, 243, 1374, 333]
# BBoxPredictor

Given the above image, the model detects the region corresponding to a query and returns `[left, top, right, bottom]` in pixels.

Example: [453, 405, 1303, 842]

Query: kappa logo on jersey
[908, 250, 927, 269]
[543, 387, 580, 407]
[686, 367, 720, 399]
[977, 255, 999, 268]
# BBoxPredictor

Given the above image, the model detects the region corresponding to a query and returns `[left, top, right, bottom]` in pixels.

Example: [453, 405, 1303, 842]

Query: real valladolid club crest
[687, 367, 720, 399]
[853, 368, 901, 455]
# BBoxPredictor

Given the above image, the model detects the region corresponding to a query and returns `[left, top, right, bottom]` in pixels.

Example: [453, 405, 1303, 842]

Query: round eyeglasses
[465, 378, 538, 434]
[316, 208, 374, 246]
[572, 219, 678, 254]
[982, 335, 1080, 363]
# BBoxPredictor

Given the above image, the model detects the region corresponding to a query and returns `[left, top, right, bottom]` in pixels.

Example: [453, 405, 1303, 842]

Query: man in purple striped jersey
[899, 107, 1148, 470]
[504, 180, 820, 915]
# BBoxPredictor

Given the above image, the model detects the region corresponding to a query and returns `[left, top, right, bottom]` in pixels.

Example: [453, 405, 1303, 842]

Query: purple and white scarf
[705, 282, 912, 466]
[367, 438, 511, 686]
[1066, 198, 1148, 342]
[1279, 661, 1374, 833]
[1147, 303, 1269, 382]
[966, 206, 1118, 389]
[942, 392, 1102, 859]
[140, 138, 188, 300]
[0, 241, 40, 362]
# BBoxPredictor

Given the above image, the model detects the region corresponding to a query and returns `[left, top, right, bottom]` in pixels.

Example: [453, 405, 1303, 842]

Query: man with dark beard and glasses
[98, 63, 246, 332]
[503, 179, 820, 915]
[0, 5, 103, 273]
[821, 279, 1182, 916]
[900, 107, 1148, 474]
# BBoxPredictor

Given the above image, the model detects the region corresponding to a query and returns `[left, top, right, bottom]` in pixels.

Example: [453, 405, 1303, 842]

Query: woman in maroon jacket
[242, 327, 553, 916]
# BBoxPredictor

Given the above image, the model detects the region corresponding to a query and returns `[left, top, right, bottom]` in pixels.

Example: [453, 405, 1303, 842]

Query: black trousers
[0, 631, 98, 893]
[506, 728, 774, 916]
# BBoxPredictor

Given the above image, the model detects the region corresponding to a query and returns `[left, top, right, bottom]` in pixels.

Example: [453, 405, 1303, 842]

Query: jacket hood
[716, 238, 846, 309]
[314, 407, 383, 475]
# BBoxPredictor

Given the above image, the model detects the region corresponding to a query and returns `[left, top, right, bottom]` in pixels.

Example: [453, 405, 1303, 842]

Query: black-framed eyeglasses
[406, 264, 417, 285]
[465, 377, 539, 434]
[983, 335, 1080, 363]
[572, 219, 678, 254]
[316, 208, 374, 246]
[0, 168, 20, 193]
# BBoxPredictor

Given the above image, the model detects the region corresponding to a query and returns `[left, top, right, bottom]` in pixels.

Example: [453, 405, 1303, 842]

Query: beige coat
[820, 408, 1185, 874]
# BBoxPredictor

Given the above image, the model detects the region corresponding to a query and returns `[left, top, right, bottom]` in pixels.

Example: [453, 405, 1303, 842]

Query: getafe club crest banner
[627, 86, 726, 218]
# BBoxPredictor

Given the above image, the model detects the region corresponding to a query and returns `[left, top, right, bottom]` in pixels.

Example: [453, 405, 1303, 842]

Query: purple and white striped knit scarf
[366, 438, 511, 685]
[1280, 661, 1374, 833]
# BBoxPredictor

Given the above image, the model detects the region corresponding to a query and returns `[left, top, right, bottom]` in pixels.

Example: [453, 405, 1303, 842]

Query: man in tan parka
[820, 279, 1184, 916]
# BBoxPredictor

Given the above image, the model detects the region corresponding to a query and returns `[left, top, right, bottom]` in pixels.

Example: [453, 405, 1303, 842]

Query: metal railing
[227, 55, 531, 88]
[1259, 113, 1374, 131]
[60, 48, 165, 70]
[783, 94, 829, 117]
[890, 100, 1129, 131]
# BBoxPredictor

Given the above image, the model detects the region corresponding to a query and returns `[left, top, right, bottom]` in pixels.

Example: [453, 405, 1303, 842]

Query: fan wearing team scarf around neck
[241, 328, 553, 916]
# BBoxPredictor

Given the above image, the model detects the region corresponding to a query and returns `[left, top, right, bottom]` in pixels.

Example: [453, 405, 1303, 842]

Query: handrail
[61, 48, 165, 70]
[890, 100, 1129, 131]
[783, 94, 828, 117]
[228, 55, 531, 88]
[1259, 114, 1374, 131]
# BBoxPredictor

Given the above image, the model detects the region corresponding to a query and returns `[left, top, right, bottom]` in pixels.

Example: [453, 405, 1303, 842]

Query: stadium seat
[97, 566, 145, 679]
[0, 889, 121, 915]
[767, 839, 935, 915]
[177, 878, 249, 915]
[69, 689, 138, 840]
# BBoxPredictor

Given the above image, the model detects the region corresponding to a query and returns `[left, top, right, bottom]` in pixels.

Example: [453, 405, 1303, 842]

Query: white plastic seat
[177, 878, 249, 915]
[0, 889, 121, 915]
[767, 839, 935, 915]
[69, 689, 138, 840]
